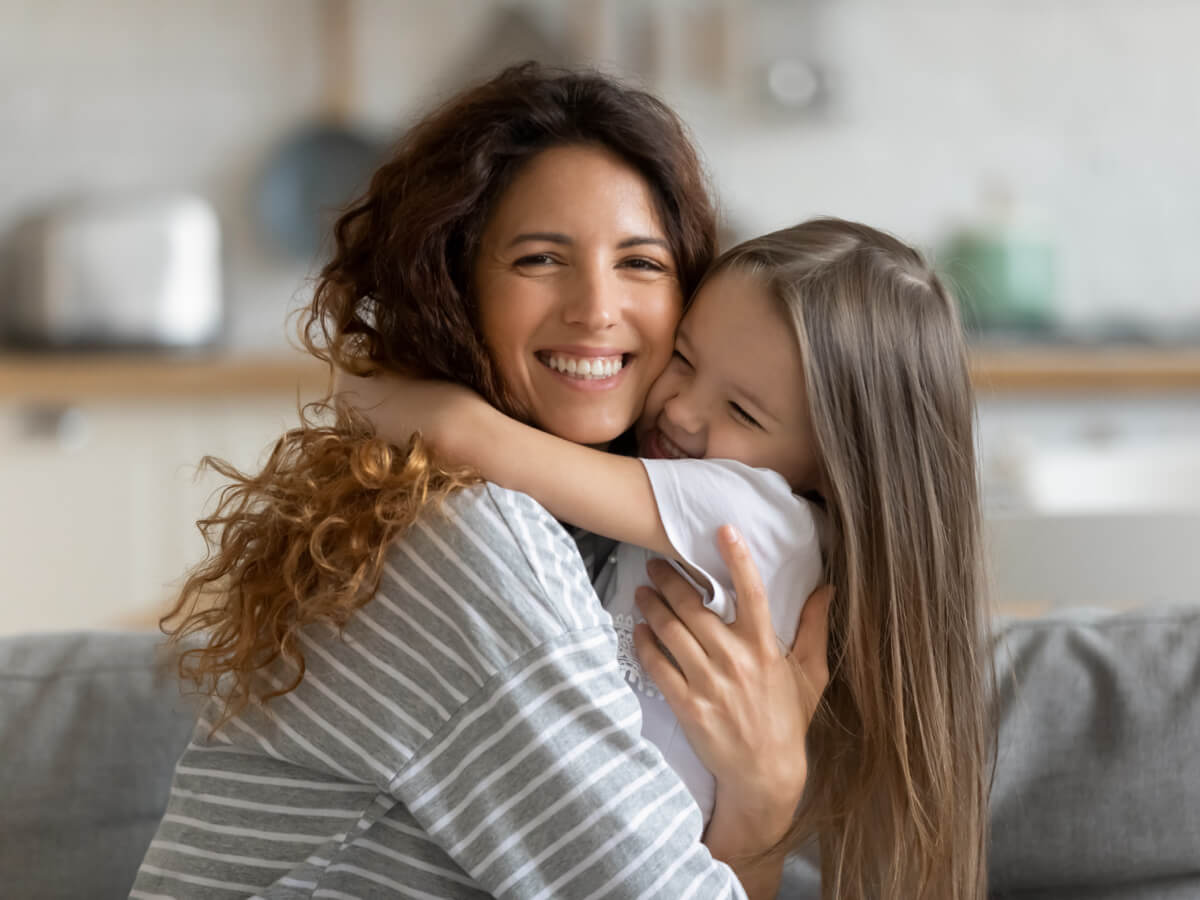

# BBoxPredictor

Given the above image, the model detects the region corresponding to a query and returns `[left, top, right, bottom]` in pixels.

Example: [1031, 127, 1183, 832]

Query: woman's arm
[336, 370, 676, 557]
[382, 485, 753, 898]
[636, 526, 835, 898]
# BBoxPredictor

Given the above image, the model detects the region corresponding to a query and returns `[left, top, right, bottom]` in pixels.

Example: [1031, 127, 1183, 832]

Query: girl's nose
[663, 389, 705, 436]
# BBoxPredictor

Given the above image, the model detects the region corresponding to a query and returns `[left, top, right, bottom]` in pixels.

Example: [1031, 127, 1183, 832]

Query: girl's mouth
[642, 427, 697, 460]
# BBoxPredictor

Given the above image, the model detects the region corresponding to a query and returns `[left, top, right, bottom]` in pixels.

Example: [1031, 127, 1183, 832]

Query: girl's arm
[335, 370, 676, 558]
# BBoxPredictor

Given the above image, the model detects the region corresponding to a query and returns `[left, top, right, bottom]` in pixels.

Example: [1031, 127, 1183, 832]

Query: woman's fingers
[634, 585, 711, 687]
[643, 559, 728, 649]
[632, 622, 690, 705]
[715, 525, 775, 650]
[789, 585, 833, 707]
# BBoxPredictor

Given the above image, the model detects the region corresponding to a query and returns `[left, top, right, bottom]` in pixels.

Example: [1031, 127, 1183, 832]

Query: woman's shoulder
[375, 482, 611, 655]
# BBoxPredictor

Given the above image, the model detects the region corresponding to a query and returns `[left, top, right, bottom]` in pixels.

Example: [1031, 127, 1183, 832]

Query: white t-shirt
[603, 457, 824, 823]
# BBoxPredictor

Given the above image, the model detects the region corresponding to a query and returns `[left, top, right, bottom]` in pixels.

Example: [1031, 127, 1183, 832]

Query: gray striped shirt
[132, 483, 748, 899]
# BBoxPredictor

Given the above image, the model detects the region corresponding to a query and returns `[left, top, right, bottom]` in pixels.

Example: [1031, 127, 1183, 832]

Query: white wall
[3, 0, 1199, 348]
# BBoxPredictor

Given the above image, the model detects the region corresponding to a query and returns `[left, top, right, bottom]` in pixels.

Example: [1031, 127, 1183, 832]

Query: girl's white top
[603, 457, 825, 822]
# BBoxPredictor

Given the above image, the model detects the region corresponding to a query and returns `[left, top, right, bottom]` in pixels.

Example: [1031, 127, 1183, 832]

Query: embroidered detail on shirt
[611, 612, 663, 700]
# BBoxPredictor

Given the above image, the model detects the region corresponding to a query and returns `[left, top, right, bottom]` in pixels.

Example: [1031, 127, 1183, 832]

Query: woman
[132, 64, 825, 899]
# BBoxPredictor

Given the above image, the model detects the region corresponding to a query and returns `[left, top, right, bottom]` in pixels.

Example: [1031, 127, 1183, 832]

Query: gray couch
[2, 609, 1198, 899]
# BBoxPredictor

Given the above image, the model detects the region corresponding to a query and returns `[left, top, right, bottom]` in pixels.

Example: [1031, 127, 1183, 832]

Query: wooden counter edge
[969, 347, 1200, 391]
[2, 348, 1200, 402]
[0, 354, 331, 403]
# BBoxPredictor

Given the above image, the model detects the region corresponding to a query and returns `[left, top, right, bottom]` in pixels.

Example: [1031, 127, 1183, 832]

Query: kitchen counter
[1, 346, 1200, 403]
[0, 352, 329, 403]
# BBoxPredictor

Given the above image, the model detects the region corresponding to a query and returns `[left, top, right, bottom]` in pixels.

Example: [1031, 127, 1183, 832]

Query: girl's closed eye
[730, 402, 762, 429]
[672, 348, 692, 368]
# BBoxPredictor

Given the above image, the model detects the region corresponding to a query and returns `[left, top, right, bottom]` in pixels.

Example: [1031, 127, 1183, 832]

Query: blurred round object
[256, 123, 381, 261]
[765, 58, 820, 109]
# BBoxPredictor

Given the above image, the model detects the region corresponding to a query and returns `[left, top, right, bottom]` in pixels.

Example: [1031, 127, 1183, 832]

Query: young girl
[348, 217, 991, 898]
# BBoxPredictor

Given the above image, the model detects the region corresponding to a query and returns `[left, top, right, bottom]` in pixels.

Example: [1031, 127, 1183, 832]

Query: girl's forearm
[457, 407, 675, 557]
[335, 368, 678, 557]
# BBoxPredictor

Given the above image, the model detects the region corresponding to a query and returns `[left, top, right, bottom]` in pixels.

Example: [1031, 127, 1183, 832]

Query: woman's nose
[562, 266, 619, 330]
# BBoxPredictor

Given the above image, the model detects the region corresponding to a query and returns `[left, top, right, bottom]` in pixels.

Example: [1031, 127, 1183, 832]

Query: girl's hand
[332, 369, 488, 461]
[634, 525, 832, 858]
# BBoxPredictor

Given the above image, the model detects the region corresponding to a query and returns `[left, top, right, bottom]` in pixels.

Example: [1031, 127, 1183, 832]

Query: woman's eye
[514, 253, 557, 267]
[731, 403, 761, 429]
[623, 256, 666, 272]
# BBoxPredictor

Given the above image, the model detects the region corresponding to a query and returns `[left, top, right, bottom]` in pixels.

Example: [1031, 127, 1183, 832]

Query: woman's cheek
[644, 289, 684, 373]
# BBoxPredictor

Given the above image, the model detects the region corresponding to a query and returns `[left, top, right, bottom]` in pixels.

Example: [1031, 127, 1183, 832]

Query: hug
[132, 62, 989, 899]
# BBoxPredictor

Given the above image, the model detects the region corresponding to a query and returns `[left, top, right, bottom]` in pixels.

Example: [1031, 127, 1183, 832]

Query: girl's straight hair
[710, 218, 994, 899]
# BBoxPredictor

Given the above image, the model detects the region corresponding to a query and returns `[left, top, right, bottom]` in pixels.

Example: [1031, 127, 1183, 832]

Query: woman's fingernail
[721, 524, 741, 544]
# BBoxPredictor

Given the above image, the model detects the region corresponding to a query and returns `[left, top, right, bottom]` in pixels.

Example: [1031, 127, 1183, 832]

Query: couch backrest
[0, 631, 198, 900]
[3, 609, 1199, 899]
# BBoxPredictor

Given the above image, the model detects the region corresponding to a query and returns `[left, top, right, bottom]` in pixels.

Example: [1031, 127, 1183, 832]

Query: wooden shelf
[1, 347, 1199, 404]
[0, 352, 330, 403]
[969, 346, 1200, 392]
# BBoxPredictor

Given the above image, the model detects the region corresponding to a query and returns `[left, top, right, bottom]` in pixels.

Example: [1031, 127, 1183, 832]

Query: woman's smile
[475, 144, 682, 445]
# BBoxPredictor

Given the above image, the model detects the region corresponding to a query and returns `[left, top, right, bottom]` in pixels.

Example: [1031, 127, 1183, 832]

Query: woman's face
[475, 144, 682, 446]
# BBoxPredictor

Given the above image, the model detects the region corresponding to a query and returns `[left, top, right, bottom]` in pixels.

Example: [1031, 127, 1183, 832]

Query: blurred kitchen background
[1, 0, 1198, 633]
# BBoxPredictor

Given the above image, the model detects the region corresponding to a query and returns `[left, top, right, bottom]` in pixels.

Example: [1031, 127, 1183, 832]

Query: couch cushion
[776, 606, 1200, 899]
[0, 631, 198, 900]
[989, 606, 1200, 898]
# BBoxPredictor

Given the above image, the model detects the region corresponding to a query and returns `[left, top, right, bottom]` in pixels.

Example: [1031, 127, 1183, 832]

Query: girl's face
[635, 267, 822, 493]
[475, 144, 683, 446]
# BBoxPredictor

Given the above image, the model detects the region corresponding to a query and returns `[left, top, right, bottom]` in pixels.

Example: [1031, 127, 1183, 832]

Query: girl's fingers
[634, 586, 710, 686]
[715, 525, 774, 649]
[632, 622, 690, 707]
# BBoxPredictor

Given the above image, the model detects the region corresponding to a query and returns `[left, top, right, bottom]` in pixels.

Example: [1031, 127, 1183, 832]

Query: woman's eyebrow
[507, 232, 571, 248]
[617, 236, 669, 250]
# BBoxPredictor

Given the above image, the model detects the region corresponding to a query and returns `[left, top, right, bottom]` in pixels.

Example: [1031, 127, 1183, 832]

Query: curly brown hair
[163, 63, 718, 729]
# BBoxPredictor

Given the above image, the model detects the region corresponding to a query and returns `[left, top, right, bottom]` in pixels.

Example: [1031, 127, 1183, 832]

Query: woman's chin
[538, 411, 632, 449]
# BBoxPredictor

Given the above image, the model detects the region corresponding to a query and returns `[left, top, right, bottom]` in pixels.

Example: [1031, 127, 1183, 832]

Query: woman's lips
[536, 350, 632, 391]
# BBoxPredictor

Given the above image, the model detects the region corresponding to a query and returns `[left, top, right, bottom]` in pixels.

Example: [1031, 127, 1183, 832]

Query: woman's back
[133, 484, 747, 898]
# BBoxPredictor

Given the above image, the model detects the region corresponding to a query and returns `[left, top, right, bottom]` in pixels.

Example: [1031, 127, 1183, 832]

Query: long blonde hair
[713, 219, 992, 898]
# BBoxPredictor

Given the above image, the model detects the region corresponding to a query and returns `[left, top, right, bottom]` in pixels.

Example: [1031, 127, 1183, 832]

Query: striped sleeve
[385, 484, 749, 899]
[132, 483, 748, 899]
[389, 629, 748, 899]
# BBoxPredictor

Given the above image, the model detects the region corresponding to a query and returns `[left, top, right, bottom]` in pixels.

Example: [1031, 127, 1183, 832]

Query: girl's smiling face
[635, 266, 822, 493]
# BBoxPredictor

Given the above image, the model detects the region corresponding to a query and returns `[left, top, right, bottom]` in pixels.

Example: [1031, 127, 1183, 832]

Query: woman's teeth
[543, 354, 625, 380]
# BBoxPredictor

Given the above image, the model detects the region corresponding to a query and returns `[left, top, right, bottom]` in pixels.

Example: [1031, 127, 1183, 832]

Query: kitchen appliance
[4, 194, 222, 349]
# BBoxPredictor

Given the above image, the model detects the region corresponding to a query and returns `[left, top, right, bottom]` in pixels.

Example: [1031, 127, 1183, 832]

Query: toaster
[4, 194, 222, 349]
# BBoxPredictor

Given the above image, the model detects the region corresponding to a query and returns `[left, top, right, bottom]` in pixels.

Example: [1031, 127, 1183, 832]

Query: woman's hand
[332, 368, 489, 462]
[634, 525, 832, 879]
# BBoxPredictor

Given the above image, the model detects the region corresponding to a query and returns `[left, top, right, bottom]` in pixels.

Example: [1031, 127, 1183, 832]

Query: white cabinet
[0, 399, 302, 634]
[977, 391, 1200, 614]
[977, 393, 1200, 514]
